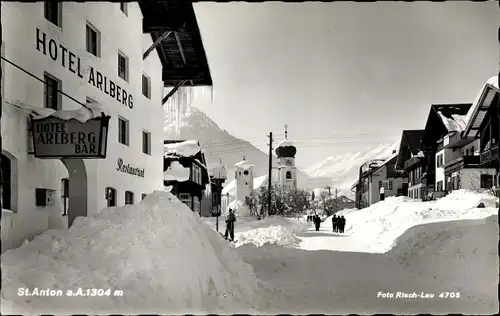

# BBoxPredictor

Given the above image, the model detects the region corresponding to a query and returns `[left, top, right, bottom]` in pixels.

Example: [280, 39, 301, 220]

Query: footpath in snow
[297, 190, 498, 253]
[1, 191, 262, 315]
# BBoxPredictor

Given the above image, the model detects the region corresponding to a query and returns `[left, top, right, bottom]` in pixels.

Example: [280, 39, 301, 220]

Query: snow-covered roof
[463, 76, 499, 135]
[221, 175, 268, 196]
[163, 161, 190, 182]
[207, 163, 227, 179]
[13, 100, 109, 123]
[234, 160, 254, 170]
[164, 140, 201, 158]
[277, 139, 295, 148]
[437, 112, 468, 132]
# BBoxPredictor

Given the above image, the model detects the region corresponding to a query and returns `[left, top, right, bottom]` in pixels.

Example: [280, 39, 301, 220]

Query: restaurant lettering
[36, 28, 134, 109]
[117, 158, 145, 177]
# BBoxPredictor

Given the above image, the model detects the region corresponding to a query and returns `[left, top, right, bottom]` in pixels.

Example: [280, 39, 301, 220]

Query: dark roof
[431, 103, 472, 119]
[421, 103, 472, 148]
[139, 1, 212, 87]
[403, 130, 425, 155]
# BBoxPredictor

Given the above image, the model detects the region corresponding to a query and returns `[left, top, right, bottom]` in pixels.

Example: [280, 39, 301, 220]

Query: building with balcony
[394, 130, 425, 199]
[420, 103, 473, 199]
[164, 140, 210, 214]
[1, 1, 212, 251]
[351, 151, 406, 207]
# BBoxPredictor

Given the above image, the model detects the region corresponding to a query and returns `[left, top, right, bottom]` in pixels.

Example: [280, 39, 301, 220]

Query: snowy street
[238, 216, 498, 314]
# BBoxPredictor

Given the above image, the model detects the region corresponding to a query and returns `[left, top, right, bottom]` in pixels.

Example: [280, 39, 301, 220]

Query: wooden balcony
[403, 157, 424, 171]
[443, 155, 481, 175]
[480, 144, 499, 165]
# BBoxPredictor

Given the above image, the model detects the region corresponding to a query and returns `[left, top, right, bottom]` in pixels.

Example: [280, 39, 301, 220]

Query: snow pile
[164, 140, 201, 158]
[335, 208, 359, 216]
[1, 191, 261, 315]
[433, 189, 498, 209]
[235, 225, 301, 248]
[164, 160, 190, 182]
[437, 111, 466, 132]
[233, 217, 309, 248]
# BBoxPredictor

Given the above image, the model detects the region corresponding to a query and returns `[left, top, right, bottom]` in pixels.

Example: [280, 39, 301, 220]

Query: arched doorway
[1, 151, 18, 212]
[61, 158, 87, 227]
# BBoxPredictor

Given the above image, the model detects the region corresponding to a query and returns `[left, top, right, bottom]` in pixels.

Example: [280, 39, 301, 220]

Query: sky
[190, 1, 500, 168]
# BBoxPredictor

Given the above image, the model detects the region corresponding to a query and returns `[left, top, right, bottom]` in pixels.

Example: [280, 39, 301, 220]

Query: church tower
[234, 157, 254, 216]
[275, 125, 297, 190]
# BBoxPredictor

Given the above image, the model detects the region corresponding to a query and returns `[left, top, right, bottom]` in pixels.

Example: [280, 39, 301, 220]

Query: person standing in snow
[224, 209, 236, 241]
[339, 216, 346, 233]
[380, 185, 385, 201]
[332, 214, 337, 232]
[313, 214, 321, 231]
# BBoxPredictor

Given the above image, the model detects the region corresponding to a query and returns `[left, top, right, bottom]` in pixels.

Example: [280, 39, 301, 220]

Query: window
[480, 174, 493, 189]
[125, 191, 134, 205]
[470, 146, 475, 156]
[44, 73, 61, 110]
[465, 148, 470, 156]
[105, 187, 117, 207]
[120, 2, 128, 15]
[1, 153, 12, 210]
[61, 178, 69, 216]
[179, 193, 191, 208]
[243, 170, 249, 176]
[86, 23, 100, 57]
[142, 74, 151, 99]
[436, 181, 443, 192]
[436, 154, 444, 168]
[142, 130, 151, 155]
[118, 52, 129, 82]
[193, 196, 201, 214]
[142, 193, 147, 200]
[389, 181, 393, 191]
[44, 2, 61, 27]
[286, 171, 292, 180]
[378, 181, 382, 189]
[118, 117, 129, 146]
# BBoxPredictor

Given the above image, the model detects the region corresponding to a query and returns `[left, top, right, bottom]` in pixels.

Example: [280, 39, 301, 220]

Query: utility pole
[326, 186, 331, 197]
[267, 132, 273, 216]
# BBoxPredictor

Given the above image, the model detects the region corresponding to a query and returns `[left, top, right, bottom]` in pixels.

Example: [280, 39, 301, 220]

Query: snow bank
[236, 225, 301, 247]
[164, 160, 190, 182]
[1, 191, 261, 315]
[234, 217, 309, 248]
[164, 140, 201, 158]
[299, 190, 498, 254]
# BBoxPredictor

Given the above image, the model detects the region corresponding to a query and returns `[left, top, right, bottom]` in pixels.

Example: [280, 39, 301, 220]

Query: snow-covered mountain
[163, 106, 324, 188]
[306, 142, 400, 198]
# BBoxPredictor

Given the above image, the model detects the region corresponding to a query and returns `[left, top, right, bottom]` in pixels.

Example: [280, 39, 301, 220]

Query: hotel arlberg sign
[30, 27, 140, 159]
[31, 114, 110, 158]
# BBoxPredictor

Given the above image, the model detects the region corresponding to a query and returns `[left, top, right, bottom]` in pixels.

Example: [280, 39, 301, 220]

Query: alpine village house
[164, 140, 210, 214]
[353, 76, 499, 208]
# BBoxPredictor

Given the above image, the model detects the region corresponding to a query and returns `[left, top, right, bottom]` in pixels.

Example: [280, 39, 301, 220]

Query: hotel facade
[1, 2, 167, 250]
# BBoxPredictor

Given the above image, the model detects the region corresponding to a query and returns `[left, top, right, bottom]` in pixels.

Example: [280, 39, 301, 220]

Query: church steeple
[285, 124, 288, 139]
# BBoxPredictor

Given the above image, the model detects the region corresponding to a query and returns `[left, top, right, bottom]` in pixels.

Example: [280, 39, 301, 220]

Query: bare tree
[458, 169, 497, 196]
[245, 191, 259, 216]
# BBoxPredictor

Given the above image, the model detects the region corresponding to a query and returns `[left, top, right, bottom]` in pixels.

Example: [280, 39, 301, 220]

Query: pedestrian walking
[332, 214, 337, 232]
[380, 186, 385, 201]
[224, 209, 236, 241]
[314, 214, 321, 231]
[339, 216, 346, 233]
